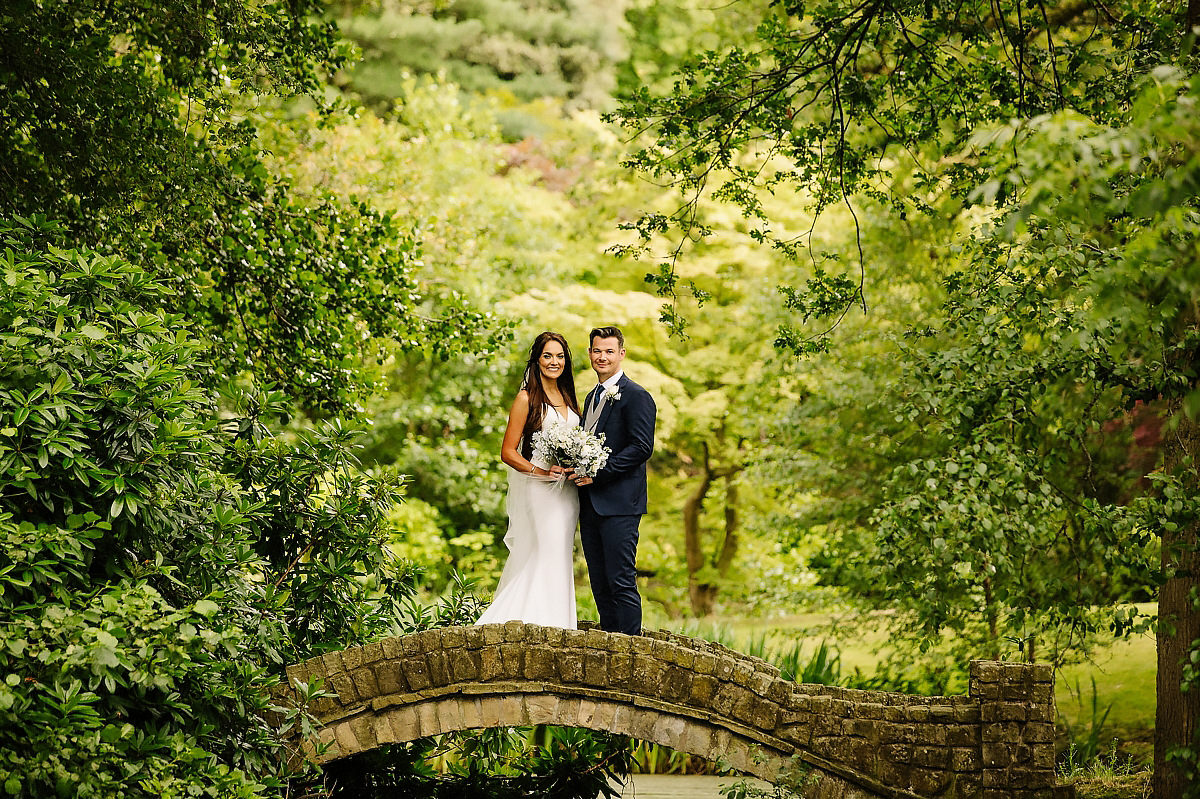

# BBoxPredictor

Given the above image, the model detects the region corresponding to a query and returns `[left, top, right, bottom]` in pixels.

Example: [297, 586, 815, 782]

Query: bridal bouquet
[531, 420, 610, 478]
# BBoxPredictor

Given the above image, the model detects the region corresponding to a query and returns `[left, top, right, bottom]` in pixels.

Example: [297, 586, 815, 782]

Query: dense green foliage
[336, 0, 628, 116]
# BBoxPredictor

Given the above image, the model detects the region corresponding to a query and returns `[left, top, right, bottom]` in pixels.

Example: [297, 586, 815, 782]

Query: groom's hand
[568, 469, 592, 486]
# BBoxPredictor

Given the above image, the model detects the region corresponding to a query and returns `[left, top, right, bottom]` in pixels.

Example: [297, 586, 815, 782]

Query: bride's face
[537, 339, 567, 383]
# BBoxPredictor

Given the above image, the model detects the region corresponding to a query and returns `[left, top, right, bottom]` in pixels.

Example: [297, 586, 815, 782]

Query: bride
[476, 331, 581, 628]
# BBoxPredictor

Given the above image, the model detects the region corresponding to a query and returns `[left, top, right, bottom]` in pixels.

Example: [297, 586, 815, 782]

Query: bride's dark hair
[521, 331, 580, 458]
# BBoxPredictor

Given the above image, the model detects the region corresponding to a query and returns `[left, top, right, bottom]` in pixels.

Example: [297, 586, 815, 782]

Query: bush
[0, 216, 412, 796]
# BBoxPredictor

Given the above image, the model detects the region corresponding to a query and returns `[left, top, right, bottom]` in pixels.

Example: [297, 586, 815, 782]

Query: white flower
[530, 420, 611, 478]
[602, 386, 622, 403]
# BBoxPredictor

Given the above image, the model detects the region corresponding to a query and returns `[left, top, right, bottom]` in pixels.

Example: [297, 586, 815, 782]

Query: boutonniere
[602, 386, 622, 403]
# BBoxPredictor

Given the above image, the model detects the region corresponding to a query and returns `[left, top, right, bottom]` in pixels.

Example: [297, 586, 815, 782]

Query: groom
[571, 326, 656, 636]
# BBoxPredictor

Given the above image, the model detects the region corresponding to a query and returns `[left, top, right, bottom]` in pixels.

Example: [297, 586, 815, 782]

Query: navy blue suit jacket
[583, 374, 656, 516]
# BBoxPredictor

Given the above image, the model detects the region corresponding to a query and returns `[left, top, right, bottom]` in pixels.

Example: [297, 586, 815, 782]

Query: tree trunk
[1154, 408, 1200, 799]
[715, 475, 740, 577]
[684, 444, 714, 616]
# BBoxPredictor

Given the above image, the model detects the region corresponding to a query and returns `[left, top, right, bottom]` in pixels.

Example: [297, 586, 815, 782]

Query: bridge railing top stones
[279, 622, 1059, 799]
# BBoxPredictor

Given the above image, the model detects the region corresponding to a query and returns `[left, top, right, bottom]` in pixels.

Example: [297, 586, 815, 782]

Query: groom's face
[589, 336, 625, 382]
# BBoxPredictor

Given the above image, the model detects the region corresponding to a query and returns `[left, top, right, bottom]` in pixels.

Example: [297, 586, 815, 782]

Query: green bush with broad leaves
[0, 216, 440, 797]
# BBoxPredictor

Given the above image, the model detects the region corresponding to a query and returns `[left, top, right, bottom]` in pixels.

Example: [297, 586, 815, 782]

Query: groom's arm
[591, 389, 655, 486]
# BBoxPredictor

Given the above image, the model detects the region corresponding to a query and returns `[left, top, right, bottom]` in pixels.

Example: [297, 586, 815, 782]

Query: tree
[335, 0, 629, 113]
[1, 0, 503, 416]
[611, 1, 1199, 793]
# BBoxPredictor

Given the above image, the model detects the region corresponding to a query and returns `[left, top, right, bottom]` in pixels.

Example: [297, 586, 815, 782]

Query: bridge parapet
[277, 623, 1059, 799]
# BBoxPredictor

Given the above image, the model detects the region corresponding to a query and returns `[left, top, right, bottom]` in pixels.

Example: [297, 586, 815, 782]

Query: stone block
[609, 652, 633, 684]
[499, 643, 524, 677]
[666, 645, 696, 670]
[875, 754, 912, 787]
[916, 723, 948, 746]
[1010, 767, 1055, 789]
[479, 696, 507, 727]
[929, 704, 957, 721]
[351, 667, 379, 698]
[906, 705, 931, 722]
[750, 698, 780, 732]
[479, 646, 504, 681]
[914, 746, 950, 769]
[779, 722, 813, 748]
[910, 767, 950, 796]
[858, 702, 885, 720]
[954, 705, 982, 723]
[329, 672, 359, 704]
[611, 703, 636, 736]
[945, 724, 979, 747]
[875, 721, 912, 745]
[630, 708, 658, 740]
[333, 721, 360, 755]
[690, 674, 719, 706]
[982, 742, 1011, 768]
[631, 655, 666, 696]
[381, 636, 405, 659]
[1003, 683, 1035, 702]
[341, 646, 364, 672]
[844, 717, 877, 739]
[1024, 721, 1055, 742]
[402, 656, 432, 692]
[461, 626, 485, 648]
[349, 714, 378, 750]
[373, 661, 406, 695]
[441, 627, 465, 649]
[631, 635, 655, 655]
[523, 646, 557, 681]
[360, 642, 383, 665]
[438, 697, 465, 732]
[481, 625, 504, 646]
[692, 652, 717, 676]
[426, 650, 450, 686]
[981, 722, 1022, 742]
[526, 694, 560, 726]
[449, 648, 481, 682]
[458, 698, 484, 730]
[584, 651, 608, 686]
[502, 620, 526, 641]
[576, 699, 599, 726]
[559, 652, 585, 683]
[386, 705, 421, 742]
[651, 714, 688, 748]
[590, 700, 619, 732]
[846, 737, 879, 772]
[606, 633, 633, 653]
[711, 683, 740, 718]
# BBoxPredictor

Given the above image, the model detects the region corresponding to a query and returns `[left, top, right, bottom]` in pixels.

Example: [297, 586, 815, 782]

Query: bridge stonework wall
[277, 623, 1059, 799]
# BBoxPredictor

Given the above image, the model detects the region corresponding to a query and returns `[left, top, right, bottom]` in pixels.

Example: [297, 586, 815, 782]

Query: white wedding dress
[476, 405, 580, 629]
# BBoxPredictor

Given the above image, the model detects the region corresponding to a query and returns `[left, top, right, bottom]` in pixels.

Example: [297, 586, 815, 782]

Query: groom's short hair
[590, 326, 624, 348]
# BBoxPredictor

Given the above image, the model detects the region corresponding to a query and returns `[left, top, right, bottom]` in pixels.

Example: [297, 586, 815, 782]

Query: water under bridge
[276, 622, 1062, 799]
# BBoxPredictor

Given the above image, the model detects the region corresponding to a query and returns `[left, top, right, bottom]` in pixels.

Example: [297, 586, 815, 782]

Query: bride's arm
[501, 390, 548, 476]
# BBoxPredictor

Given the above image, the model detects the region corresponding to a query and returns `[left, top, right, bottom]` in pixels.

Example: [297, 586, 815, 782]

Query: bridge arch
[277, 622, 1058, 799]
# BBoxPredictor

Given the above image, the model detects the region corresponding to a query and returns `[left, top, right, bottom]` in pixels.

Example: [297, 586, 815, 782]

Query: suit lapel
[583, 385, 603, 431]
[594, 375, 625, 433]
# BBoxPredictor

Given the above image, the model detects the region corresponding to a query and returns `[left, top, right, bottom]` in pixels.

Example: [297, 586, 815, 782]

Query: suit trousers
[579, 499, 642, 636]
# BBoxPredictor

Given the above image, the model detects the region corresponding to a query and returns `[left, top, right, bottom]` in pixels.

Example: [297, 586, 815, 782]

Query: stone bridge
[276, 622, 1060, 799]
